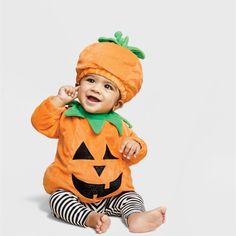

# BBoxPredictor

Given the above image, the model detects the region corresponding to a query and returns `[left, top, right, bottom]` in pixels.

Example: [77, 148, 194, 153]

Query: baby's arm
[51, 85, 79, 107]
[120, 138, 141, 159]
[120, 126, 147, 165]
[31, 85, 79, 138]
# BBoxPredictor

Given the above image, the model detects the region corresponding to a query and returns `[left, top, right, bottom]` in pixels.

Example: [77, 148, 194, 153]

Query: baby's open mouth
[87, 95, 101, 102]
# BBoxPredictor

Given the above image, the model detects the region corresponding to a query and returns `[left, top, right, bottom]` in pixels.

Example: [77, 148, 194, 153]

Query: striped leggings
[49, 190, 145, 227]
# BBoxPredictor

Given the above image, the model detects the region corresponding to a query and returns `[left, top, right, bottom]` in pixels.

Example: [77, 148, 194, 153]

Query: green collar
[64, 101, 132, 136]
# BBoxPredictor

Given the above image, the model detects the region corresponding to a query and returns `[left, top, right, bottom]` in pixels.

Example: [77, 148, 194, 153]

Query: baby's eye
[104, 84, 113, 90]
[86, 78, 95, 83]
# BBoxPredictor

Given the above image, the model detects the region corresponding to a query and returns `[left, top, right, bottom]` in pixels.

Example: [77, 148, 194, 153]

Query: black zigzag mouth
[72, 173, 122, 199]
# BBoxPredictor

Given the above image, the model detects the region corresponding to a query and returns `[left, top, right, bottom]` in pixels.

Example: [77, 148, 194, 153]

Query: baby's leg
[49, 190, 92, 227]
[127, 207, 166, 233]
[104, 191, 145, 226]
[49, 190, 110, 233]
[105, 191, 166, 233]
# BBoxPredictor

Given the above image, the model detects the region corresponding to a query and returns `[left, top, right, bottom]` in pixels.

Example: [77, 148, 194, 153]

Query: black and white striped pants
[49, 190, 145, 227]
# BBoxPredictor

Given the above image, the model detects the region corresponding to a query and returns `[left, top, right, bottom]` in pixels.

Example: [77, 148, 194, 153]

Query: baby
[31, 32, 166, 233]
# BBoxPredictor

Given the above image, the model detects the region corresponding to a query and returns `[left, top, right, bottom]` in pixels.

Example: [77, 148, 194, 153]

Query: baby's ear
[112, 100, 123, 111]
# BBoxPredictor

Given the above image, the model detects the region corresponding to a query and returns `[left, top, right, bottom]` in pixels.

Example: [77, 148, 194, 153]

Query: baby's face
[77, 74, 121, 113]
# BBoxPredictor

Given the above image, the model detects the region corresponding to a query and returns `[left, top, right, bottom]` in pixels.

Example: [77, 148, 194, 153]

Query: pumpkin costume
[32, 97, 147, 203]
[32, 32, 148, 224]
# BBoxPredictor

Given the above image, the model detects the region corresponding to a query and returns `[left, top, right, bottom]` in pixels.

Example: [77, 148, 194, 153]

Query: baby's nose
[91, 85, 102, 93]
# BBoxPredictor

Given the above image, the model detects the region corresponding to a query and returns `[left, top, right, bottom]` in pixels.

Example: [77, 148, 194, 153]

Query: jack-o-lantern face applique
[72, 142, 122, 200]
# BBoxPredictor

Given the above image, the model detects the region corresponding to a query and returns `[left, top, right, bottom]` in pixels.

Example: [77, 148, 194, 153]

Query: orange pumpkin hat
[76, 31, 145, 103]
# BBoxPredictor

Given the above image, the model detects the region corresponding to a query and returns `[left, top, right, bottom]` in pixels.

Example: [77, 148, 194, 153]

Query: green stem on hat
[98, 31, 145, 59]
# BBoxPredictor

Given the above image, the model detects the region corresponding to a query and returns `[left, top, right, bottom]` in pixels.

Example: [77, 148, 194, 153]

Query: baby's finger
[71, 88, 78, 97]
[123, 145, 132, 159]
[123, 143, 132, 154]
[120, 139, 129, 153]
[126, 145, 137, 159]
[68, 87, 77, 97]
[64, 87, 73, 95]
[133, 145, 141, 157]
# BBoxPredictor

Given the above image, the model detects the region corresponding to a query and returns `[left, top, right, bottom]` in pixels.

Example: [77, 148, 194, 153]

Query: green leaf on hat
[98, 31, 145, 59]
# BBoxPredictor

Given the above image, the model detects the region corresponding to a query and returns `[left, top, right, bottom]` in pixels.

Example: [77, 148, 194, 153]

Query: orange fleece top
[31, 97, 147, 203]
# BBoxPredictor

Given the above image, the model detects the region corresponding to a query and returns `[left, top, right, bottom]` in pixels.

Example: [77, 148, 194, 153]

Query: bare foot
[128, 207, 167, 233]
[85, 212, 111, 234]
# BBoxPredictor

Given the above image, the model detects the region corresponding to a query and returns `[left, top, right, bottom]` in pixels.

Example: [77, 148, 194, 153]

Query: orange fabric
[31, 97, 147, 203]
[76, 42, 143, 103]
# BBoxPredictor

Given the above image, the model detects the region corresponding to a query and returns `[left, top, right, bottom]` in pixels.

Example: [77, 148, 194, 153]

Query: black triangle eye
[73, 142, 95, 160]
[103, 145, 118, 160]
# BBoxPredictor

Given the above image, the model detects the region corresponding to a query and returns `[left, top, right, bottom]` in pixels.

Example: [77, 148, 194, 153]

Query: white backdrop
[1, 0, 235, 235]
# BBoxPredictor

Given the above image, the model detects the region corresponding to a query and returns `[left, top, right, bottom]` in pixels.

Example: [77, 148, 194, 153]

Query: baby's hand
[53, 85, 79, 107]
[120, 138, 141, 160]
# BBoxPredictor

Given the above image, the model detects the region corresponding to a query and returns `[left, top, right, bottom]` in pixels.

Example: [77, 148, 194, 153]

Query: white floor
[1, 184, 235, 236]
